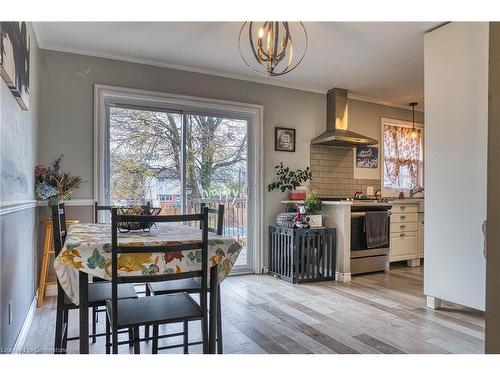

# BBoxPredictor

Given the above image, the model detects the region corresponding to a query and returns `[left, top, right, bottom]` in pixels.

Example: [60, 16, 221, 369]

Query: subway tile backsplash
[310, 145, 380, 197]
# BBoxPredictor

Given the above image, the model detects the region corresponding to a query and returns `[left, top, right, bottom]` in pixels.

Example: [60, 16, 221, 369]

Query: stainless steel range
[321, 197, 392, 275]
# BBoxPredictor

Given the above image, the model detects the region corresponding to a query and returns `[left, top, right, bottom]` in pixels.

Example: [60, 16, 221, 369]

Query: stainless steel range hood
[311, 88, 378, 147]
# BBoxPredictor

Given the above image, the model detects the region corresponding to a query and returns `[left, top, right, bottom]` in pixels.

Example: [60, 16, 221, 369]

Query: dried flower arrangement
[35, 155, 84, 206]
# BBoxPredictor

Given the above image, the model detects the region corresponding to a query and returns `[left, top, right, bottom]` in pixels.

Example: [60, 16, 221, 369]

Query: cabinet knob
[400, 233, 405, 237]
[400, 225, 406, 229]
[400, 215, 406, 219]
[401, 206, 406, 209]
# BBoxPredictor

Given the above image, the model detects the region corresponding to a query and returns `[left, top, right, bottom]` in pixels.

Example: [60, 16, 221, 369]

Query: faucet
[410, 185, 424, 198]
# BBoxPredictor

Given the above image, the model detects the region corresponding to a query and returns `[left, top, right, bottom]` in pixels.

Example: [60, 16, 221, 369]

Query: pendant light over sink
[238, 22, 308, 77]
[409, 102, 418, 139]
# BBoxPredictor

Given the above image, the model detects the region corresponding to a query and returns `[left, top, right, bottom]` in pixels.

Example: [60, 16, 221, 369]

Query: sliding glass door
[106, 105, 251, 270]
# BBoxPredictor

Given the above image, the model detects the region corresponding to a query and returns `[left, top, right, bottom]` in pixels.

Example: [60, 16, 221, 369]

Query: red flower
[35, 165, 47, 177]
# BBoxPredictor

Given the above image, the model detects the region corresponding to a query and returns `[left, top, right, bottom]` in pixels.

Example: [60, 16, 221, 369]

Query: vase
[288, 188, 306, 201]
[308, 214, 323, 228]
[46, 197, 60, 218]
[276, 212, 296, 227]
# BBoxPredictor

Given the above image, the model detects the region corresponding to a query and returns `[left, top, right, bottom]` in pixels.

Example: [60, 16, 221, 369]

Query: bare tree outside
[108, 106, 249, 266]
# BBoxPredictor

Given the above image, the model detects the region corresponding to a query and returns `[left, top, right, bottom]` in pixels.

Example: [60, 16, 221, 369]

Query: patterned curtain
[383, 124, 422, 189]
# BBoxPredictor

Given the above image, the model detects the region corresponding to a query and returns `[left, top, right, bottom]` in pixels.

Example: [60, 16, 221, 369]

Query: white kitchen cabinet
[389, 201, 423, 265]
[390, 232, 418, 261]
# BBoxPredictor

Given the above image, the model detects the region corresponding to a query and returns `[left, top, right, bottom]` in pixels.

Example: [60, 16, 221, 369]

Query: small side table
[37, 218, 79, 308]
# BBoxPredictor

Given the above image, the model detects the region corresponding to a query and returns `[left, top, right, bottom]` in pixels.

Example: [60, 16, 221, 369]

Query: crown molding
[33, 22, 423, 112]
[348, 93, 424, 112]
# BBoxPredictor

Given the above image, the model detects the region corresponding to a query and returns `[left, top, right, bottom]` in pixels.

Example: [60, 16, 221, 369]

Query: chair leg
[133, 327, 140, 354]
[128, 328, 134, 347]
[216, 287, 223, 354]
[62, 309, 69, 352]
[105, 318, 110, 354]
[54, 287, 64, 354]
[92, 307, 97, 343]
[112, 327, 118, 354]
[183, 321, 189, 354]
[201, 316, 208, 354]
[152, 325, 159, 354]
[144, 287, 150, 339]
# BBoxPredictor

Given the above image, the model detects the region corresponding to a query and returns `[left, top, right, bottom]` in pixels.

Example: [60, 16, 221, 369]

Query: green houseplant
[267, 162, 312, 200]
[304, 191, 323, 228]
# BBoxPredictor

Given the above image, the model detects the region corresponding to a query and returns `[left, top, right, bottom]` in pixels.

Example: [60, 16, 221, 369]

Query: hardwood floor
[22, 264, 484, 354]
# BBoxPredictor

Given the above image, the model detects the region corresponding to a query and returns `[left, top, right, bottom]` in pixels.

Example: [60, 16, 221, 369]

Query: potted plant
[267, 162, 312, 200]
[304, 191, 323, 228]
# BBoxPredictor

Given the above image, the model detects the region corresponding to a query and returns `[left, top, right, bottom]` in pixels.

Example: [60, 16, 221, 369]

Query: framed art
[356, 146, 378, 168]
[275, 127, 296, 152]
[0, 21, 30, 110]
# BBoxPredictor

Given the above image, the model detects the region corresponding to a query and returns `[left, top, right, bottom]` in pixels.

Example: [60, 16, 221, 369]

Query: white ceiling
[33, 22, 441, 109]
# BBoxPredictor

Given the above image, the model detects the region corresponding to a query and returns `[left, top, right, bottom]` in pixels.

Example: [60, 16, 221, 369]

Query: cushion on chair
[147, 278, 200, 295]
[106, 293, 203, 328]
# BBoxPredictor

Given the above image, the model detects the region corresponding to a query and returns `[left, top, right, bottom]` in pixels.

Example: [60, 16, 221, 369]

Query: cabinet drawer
[390, 232, 417, 261]
[390, 212, 418, 223]
[390, 221, 418, 233]
[391, 204, 418, 214]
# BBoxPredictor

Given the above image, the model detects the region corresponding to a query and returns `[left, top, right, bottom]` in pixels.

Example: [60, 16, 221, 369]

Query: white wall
[424, 22, 488, 311]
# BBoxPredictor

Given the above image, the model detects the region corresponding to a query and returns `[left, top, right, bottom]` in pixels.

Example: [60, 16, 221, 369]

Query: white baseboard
[11, 296, 37, 354]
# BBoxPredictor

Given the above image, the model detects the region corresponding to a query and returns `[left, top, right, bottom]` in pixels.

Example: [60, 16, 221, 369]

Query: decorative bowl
[117, 206, 161, 232]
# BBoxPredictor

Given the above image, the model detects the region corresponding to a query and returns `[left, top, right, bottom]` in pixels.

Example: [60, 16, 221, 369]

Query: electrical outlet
[8, 300, 13, 325]
[367, 186, 374, 196]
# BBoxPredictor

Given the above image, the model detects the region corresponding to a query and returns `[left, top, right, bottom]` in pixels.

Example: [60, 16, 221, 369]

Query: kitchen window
[380, 117, 424, 195]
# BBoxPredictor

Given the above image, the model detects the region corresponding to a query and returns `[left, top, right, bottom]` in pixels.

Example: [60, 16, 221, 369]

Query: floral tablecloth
[54, 223, 242, 305]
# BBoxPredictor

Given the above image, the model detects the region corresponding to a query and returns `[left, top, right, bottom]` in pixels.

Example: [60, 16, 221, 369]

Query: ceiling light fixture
[238, 22, 308, 77]
[409, 102, 418, 139]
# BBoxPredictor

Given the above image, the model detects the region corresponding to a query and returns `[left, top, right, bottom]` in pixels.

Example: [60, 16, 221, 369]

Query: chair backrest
[51, 203, 67, 256]
[199, 203, 224, 235]
[110, 207, 209, 325]
[94, 201, 152, 223]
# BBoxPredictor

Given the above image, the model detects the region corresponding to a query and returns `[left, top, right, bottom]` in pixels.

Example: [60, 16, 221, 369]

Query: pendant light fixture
[409, 102, 418, 139]
[238, 22, 308, 77]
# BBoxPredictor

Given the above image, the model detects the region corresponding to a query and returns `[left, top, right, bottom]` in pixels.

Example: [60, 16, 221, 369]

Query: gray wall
[0, 24, 39, 351]
[486, 21, 500, 353]
[38, 49, 424, 271]
[38, 49, 326, 268]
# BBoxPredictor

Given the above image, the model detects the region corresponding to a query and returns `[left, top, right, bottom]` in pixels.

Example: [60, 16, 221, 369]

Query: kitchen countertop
[281, 200, 352, 206]
[389, 198, 424, 204]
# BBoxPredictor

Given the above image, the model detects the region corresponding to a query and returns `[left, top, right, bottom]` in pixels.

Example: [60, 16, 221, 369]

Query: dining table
[54, 221, 243, 354]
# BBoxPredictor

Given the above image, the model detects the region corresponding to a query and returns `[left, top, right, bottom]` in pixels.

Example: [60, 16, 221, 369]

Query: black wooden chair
[92, 201, 154, 342]
[105, 207, 211, 354]
[146, 203, 225, 353]
[52, 203, 138, 354]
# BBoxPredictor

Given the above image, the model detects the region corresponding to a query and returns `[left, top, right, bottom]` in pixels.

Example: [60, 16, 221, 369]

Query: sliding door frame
[94, 84, 264, 274]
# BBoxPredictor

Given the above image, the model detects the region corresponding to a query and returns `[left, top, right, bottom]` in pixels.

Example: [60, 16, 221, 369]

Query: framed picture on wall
[275, 127, 296, 152]
[356, 146, 378, 168]
[0, 21, 30, 111]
